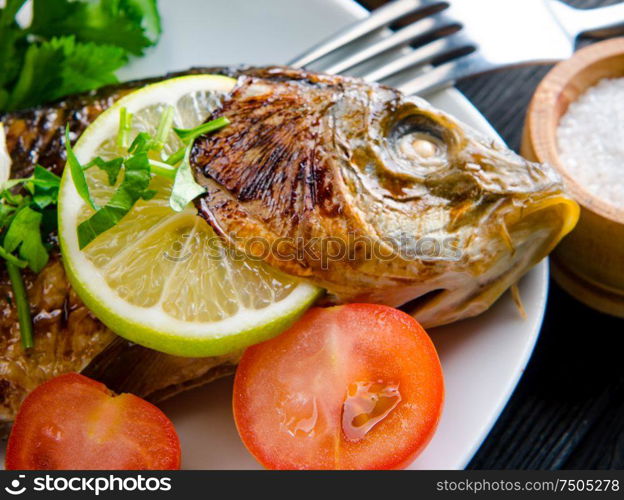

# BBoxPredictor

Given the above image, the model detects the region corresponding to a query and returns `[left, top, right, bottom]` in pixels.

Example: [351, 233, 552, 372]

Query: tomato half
[233, 304, 444, 470]
[5, 373, 181, 470]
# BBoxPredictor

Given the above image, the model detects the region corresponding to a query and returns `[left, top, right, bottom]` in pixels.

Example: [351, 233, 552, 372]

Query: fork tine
[289, 0, 444, 68]
[322, 14, 455, 75]
[361, 32, 473, 83]
[396, 52, 493, 95]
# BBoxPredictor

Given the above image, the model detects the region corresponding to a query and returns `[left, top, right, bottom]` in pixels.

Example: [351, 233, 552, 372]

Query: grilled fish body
[0, 66, 578, 422]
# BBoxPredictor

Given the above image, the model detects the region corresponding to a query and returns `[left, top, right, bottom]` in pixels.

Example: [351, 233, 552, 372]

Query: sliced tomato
[5, 373, 181, 470]
[233, 304, 444, 470]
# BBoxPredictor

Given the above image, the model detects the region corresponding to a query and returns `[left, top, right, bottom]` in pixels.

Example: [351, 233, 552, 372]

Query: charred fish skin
[191, 67, 579, 327]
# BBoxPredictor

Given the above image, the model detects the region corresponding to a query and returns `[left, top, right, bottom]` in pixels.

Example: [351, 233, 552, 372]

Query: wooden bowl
[522, 38, 624, 318]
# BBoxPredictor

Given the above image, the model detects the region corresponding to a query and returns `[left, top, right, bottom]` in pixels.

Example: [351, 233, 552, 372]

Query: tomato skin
[233, 304, 444, 470]
[5, 373, 181, 470]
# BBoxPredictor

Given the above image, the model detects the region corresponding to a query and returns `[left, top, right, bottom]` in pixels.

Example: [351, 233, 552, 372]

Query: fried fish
[0, 67, 578, 423]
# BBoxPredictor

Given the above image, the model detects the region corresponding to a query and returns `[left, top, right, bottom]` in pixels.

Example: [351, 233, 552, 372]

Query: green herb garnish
[168, 117, 231, 211]
[6, 261, 33, 349]
[154, 105, 175, 151]
[0, 165, 62, 349]
[77, 150, 153, 249]
[173, 117, 231, 144]
[169, 144, 206, 212]
[0, 167, 60, 272]
[117, 107, 133, 149]
[0, 0, 163, 349]
[65, 126, 97, 210]
[167, 116, 230, 163]
[85, 157, 124, 186]
[30, 0, 161, 56]
[4, 205, 49, 272]
[71, 111, 230, 248]
[0, 0, 162, 112]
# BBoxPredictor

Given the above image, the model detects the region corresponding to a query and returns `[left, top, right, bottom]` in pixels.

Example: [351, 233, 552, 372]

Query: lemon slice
[59, 75, 320, 357]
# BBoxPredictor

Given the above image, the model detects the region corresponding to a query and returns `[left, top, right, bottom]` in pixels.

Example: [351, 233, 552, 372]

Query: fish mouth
[517, 195, 579, 252]
[406, 192, 579, 328]
[503, 193, 580, 259]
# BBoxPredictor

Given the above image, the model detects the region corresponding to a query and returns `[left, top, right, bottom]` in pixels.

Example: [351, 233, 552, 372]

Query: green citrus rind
[58, 75, 321, 357]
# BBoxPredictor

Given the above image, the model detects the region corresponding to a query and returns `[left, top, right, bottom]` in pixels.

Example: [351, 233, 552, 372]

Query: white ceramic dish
[3, 0, 548, 470]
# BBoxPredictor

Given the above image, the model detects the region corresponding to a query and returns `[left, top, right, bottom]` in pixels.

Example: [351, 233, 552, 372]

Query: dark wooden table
[358, 0, 624, 469]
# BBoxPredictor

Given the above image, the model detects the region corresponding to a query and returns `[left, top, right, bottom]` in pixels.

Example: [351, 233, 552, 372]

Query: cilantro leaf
[0, 1, 162, 112]
[1, 165, 61, 209]
[0, 200, 17, 228]
[173, 117, 231, 144]
[0, 187, 29, 232]
[30, 0, 161, 55]
[6, 39, 63, 111]
[77, 152, 152, 249]
[8, 36, 126, 111]
[31, 165, 61, 209]
[169, 145, 205, 212]
[48, 37, 126, 97]
[5, 260, 33, 349]
[167, 117, 230, 212]
[117, 107, 133, 149]
[167, 117, 230, 165]
[120, 0, 162, 45]
[65, 126, 98, 210]
[0, 0, 28, 107]
[4, 205, 49, 272]
[129, 131, 156, 154]
[86, 157, 124, 185]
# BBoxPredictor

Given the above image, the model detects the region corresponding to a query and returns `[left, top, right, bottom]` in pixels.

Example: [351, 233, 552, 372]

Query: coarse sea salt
[557, 77, 624, 209]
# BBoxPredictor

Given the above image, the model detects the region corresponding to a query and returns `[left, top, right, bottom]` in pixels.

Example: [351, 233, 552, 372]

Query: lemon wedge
[59, 75, 320, 357]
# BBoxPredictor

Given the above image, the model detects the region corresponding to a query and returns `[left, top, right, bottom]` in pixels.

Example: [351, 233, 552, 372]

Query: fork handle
[548, 0, 624, 39]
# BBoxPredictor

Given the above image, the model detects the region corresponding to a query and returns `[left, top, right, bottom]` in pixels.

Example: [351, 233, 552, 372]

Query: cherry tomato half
[6, 373, 181, 470]
[233, 304, 444, 470]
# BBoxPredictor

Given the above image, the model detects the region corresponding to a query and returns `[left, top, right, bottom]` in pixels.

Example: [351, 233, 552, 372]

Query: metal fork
[289, 0, 624, 95]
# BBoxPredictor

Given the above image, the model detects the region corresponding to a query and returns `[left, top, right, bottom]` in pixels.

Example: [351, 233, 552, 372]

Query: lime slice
[59, 75, 320, 357]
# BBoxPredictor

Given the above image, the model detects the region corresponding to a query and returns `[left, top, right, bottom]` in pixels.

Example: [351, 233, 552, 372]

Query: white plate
[8, 0, 547, 470]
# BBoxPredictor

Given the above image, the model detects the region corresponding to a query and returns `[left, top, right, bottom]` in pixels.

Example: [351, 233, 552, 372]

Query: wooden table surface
[358, 0, 624, 469]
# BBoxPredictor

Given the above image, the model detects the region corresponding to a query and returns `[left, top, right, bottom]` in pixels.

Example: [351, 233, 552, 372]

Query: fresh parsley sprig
[168, 116, 231, 211]
[0, 165, 61, 349]
[68, 108, 230, 249]
[0, 0, 162, 112]
[74, 136, 154, 249]
[1, 165, 61, 271]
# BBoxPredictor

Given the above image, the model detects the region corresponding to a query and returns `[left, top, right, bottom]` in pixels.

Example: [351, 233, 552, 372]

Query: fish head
[192, 68, 579, 327]
[330, 86, 579, 325]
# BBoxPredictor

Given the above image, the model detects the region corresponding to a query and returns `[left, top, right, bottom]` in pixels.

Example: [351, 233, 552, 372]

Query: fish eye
[388, 114, 448, 169]
[398, 132, 443, 161]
